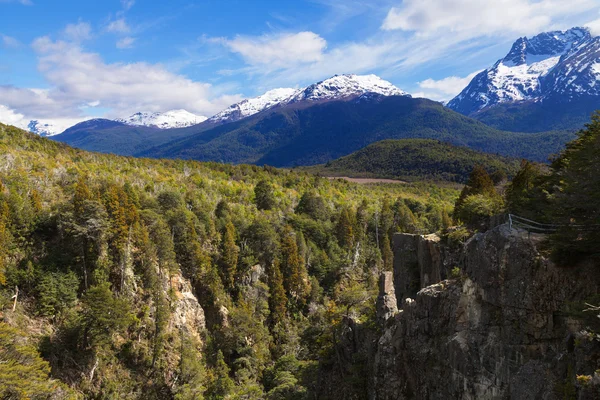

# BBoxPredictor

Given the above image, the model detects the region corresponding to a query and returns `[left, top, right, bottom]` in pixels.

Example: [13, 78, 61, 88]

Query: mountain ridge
[447, 26, 600, 132]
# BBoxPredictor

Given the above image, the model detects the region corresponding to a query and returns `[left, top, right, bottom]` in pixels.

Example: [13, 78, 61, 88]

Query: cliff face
[372, 224, 600, 399]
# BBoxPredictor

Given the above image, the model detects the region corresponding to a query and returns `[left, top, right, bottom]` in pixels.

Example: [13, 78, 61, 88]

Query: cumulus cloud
[224, 32, 327, 68]
[106, 18, 130, 34]
[381, 0, 599, 38]
[63, 21, 92, 42]
[586, 18, 600, 36]
[0, 35, 242, 124]
[116, 36, 135, 49]
[412, 70, 482, 101]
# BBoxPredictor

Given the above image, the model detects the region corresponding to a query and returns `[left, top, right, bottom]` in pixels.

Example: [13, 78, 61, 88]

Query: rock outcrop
[372, 224, 600, 399]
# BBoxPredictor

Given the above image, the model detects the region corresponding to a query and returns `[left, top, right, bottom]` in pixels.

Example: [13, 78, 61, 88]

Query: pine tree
[207, 350, 234, 399]
[219, 221, 239, 290]
[454, 165, 501, 224]
[336, 207, 354, 249]
[73, 176, 92, 218]
[382, 235, 393, 271]
[455, 165, 497, 211]
[268, 259, 287, 326]
[548, 112, 600, 258]
[280, 226, 310, 307]
[0, 322, 65, 398]
[254, 180, 276, 211]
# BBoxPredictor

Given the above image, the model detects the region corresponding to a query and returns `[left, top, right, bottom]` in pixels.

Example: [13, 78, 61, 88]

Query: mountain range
[448, 27, 600, 132]
[6, 27, 600, 167]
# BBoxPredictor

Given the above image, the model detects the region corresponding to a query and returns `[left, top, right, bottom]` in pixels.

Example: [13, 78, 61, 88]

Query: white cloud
[106, 18, 130, 34]
[413, 70, 483, 101]
[0, 104, 87, 134]
[224, 32, 327, 68]
[116, 36, 135, 49]
[63, 21, 92, 42]
[0, 104, 27, 128]
[382, 0, 599, 38]
[1, 34, 20, 48]
[121, 0, 134, 10]
[0, 35, 242, 124]
[586, 18, 600, 36]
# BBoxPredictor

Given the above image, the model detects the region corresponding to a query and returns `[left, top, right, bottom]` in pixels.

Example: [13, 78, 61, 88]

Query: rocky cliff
[372, 224, 600, 399]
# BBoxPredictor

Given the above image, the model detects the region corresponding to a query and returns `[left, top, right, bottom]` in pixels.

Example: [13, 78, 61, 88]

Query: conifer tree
[254, 180, 276, 211]
[0, 322, 63, 398]
[220, 221, 239, 290]
[280, 226, 310, 306]
[336, 207, 354, 249]
[207, 350, 234, 399]
[268, 259, 287, 326]
[382, 235, 394, 271]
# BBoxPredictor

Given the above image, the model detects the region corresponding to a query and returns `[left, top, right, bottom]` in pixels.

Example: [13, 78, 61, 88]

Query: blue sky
[1, 0, 600, 130]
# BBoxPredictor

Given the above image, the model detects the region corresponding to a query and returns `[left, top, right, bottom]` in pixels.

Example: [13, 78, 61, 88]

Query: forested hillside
[305, 139, 520, 183]
[0, 123, 457, 399]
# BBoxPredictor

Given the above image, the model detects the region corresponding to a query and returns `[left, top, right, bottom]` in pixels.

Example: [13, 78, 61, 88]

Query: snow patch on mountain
[291, 74, 408, 102]
[448, 27, 597, 114]
[209, 88, 298, 123]
[209, 74, 409, 124]
[117, 109, 207, 129]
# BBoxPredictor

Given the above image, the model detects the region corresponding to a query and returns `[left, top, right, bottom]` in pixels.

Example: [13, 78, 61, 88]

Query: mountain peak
[502, 27, 591, 66]
[117, 109, 207, 129]
[447, 26, 599, 115]
[291, 74, 409, 102]
[208, 74, 409, 124]
[208, 87, 298, 123]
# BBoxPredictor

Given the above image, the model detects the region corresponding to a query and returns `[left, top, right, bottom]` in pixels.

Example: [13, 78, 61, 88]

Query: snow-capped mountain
[117, 109, 207, 129]
[290, 74, 409, 102]
[27, 120, 63, 137]
[448, 27, 599, 115]
[208, 88, 298, 123]
[209, 74, 409, 124]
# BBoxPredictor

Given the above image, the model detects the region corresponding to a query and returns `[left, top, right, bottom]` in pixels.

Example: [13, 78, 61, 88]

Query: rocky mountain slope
[320, 224, 600, 399]
[448, 27, 600, 132]
[370, 225, 600, 398]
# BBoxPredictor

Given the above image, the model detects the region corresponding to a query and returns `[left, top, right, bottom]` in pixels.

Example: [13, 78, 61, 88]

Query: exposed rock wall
[373, 224, 600, 399]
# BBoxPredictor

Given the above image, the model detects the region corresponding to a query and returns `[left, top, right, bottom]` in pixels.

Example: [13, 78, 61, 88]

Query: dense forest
[1, 108, 599, 399]
[0, 123, 457, 399]
[304, 139, 520, 183]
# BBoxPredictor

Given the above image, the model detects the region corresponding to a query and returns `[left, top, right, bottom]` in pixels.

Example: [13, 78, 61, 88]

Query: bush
[456, 194, 503, 226]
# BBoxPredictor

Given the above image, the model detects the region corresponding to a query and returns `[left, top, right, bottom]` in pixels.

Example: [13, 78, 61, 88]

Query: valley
[1, 8, 600, 399]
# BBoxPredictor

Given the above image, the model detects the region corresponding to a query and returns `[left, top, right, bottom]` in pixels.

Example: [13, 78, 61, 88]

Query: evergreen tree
[454, 165, 501, 225]
[548, 112, 600, 258]
[280, 226, 310, 307]
[268, 259, 287, 326]
[505, 160, 545, 217]
[175, 335, 206, 400]
[0, 322, 65, 398]
[219, 221, 239, 290]
[336, 207, 354, 249]
[207, 351, 234, 399]
[295, 191, 328, 220]
[382, 235, 393, 271]
[455, 165, 497, 211]
[254, 180, 276, 211]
